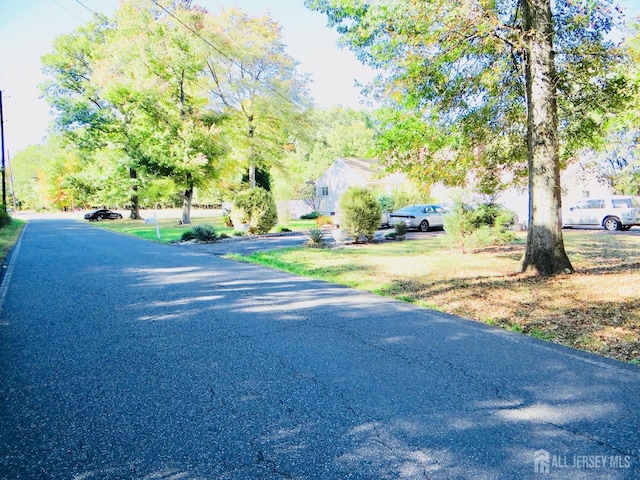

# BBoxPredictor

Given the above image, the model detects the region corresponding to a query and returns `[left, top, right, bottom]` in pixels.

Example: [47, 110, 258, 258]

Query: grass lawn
[232, 230, 640, 364]
[0, 219, 26, 264]
[90, 213, 318, 243]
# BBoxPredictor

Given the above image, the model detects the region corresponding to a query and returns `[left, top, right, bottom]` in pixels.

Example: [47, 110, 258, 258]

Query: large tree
[307, 0, 627, 275]
[40, 15, 147, 217]
[41, 0, 228, 223]
[98, 0, 225, 224]
[202, 7, 312, 188]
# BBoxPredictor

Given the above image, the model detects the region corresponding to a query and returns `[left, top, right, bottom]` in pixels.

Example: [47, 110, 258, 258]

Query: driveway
[0, 218, 638, 479]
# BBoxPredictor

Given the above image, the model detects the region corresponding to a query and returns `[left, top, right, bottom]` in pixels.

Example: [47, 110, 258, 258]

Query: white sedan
[389, 204, 446, 232]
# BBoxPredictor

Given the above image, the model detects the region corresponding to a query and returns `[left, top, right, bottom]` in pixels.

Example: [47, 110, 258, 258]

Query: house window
[318, 186, 329, 197]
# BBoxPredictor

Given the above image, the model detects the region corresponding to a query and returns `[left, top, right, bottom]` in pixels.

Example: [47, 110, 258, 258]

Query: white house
[313, 157, 407, 215]
[301, 156, 612, 224]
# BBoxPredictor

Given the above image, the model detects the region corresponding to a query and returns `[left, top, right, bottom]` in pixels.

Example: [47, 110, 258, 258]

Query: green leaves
[37, 1, 313, 219]
[307, 0, 627, 197]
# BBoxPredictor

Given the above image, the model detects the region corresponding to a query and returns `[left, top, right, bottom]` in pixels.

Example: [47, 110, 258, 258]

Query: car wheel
[603, 217, 621, 231]
[621, 225, 631, 231]
[96, 216, 102, 221]
[419, 220, 429, 232]
[117, 214, 123, 219]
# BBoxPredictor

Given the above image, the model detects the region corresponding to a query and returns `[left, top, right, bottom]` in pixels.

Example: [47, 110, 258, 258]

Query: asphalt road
[1, 219, 639, 479]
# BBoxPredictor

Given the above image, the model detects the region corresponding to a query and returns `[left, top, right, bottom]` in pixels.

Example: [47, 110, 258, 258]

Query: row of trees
[13, 0, 378, 220]
[11, 106, 375, 212]
[34, 0, 317, 224]
[10, 0, 640, 275]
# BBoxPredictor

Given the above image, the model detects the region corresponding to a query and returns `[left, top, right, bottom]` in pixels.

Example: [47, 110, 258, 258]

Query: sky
[0, 0, 376, 156]
[1, 0, 640, 157]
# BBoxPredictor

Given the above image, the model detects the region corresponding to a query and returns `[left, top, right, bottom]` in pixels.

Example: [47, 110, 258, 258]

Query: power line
[149, 0, 307, 109]
[50, 0, 84, 21]
[74, 0, 112, 23]
[64, 0, 307, 109]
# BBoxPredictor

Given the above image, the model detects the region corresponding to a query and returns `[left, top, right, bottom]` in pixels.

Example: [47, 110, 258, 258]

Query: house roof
[338, 157, 385, 183]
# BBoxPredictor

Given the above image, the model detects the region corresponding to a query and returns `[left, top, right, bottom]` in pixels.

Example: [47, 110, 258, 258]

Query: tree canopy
[306, 0, 630, 274]
[38, 0, 312, 223]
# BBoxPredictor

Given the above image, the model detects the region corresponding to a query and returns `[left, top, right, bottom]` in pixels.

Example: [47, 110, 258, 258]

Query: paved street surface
[1, 219, 639, 479]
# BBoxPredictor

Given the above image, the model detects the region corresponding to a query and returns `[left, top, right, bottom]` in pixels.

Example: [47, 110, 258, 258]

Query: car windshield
[394, 205, 428, 214]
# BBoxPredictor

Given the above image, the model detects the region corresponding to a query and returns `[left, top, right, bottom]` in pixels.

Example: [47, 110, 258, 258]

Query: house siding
[314, 158, 408, 215]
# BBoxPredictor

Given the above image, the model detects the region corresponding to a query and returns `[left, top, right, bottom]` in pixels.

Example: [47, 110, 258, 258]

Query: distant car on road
[84, 209, 123, 222]
[563, 196, 640, 231]
[389, 204, 446, 232]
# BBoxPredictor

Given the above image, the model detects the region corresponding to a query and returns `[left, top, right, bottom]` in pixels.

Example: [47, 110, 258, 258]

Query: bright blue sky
[1, 0, 639, 155]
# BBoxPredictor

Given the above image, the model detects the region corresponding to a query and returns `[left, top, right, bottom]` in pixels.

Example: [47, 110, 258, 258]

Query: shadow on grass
[376, 261, 640, 362]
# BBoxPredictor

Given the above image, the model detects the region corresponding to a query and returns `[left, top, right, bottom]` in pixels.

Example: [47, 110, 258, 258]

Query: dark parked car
[84, 209, 123, 222]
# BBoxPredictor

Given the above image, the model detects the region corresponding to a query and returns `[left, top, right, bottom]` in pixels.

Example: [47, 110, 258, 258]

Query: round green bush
[180, 224, 220, 242]
[232, 187, 278, 234]
[339, 186, 381, 242]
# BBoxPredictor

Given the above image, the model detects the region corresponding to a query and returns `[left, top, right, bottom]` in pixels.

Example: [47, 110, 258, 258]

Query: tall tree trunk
[520, 0, 574, 275]
[182, 173, 193, 225]
[129, 167, 142, 220]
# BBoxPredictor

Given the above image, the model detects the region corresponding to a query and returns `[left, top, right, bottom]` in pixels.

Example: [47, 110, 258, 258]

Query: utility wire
[50, 0, 84, 21]
[66, 0, 308, 109]
[73, 0, 109, 22]
[149, 0, 308, 109]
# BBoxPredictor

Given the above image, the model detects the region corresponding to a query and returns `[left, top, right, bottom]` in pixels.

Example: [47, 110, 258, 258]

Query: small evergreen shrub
[339, 186, 381, 242]
[304, 228, 328, 248]
[231, 187, 278, 234]
[300, 211, 320, 220]
[377, 194, 395, 212]
[180, 230, 196, 241]
[193, 224, 220, 242]
[181, 224, 220, 242]
[384, 222, 408, 240]
[394, 222, 409, 236]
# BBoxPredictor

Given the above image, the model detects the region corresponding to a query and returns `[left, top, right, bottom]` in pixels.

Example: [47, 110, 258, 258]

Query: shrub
[181, 224, 220, 242]
[180, 230, 196, 241]
[315, 215, 333, 227]
[394, 222, 408, 236]
[469, 203, 517, 229]
[444, 200, 515, 249]
[304, 228, 328, 248]
[300, 211, 320, 220]
[377, 194, 395, 212]
[231, 187, 278, 234]
[339, 186, 381, 242]
[384, 222, 408, 240]
[0, 210, 11, 229]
